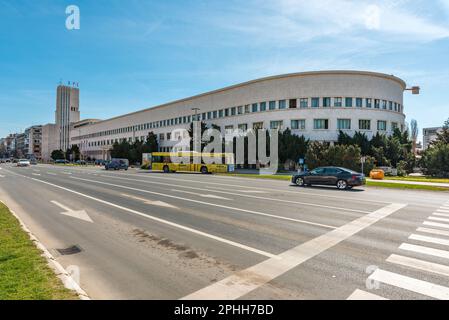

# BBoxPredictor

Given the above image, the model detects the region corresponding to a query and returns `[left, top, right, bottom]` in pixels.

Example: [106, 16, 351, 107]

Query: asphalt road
[0, 163, 449, 300]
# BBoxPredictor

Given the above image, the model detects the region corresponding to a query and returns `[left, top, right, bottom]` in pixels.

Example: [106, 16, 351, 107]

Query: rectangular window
[289, 99, 297, 109]
[311, 98, 320, 108]
[382, 100, 387, 109]
[389, 101, 393, 110]
[159, 133, 165, 140]
[291, 119, 306, 130]
[300, 98, 308, 108]
[253, 122, 264, 130]
[207, 112, 212, 120]
[269, 101, 276, 110]
[219, 110, 224, 118]
[270, 120, 283, 130]
[375, 99, 380, 109]
[377, 120, 387, 131]
[260, 102, 267, 112]
[366, 98, 372, 108]
[244, 105, 250, 113]
[337, 119, 351, 130]
[238, 123, 248, 131]
[279, 100, 286, 109]
[356, 98, 363, 108]
[252, 103, 258, 113]
[334, 97, 342, 107]
[394, 103, 398, 112]
[225, 125, 234, 134]
[345, 97, 353, 107]
[314, 119, 329, 130]
[224, 109, 229, 117]
[213, 111, 217, 119]
[237, 106, 243, 115]
[359, 120, 371, 130]
[392, 122, 398, 131]
[231, 107, 236, 116]
[323, 97, 331, 107]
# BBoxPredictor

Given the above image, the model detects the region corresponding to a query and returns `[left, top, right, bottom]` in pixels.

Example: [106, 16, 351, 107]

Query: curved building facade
[70, 71, 407, 160]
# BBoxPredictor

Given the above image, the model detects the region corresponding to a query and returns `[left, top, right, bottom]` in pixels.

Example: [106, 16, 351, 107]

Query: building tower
[55, 83, 80, 151]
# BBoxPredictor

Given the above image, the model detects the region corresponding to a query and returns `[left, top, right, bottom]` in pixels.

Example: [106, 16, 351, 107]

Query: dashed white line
[428, 216, 449, 223]
[409, 234, 449, 247]
[368, 269, 449, 300]
[399, 243, 449, 260]
[347, 289, 388, 300]
[423, 221, 449, 229]
[433, 212, 449, 218]
[437, 209, 449, 214]
[387, 254, 449, 277]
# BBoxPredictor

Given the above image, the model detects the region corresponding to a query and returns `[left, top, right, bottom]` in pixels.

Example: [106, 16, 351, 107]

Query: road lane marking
[171, 189, 231, 200]
[63, 172, 73, 175]
[423, 221, 449, 229]
[368, 269, 449, 300]
[347, 289, 388, 300]
[206, 186, 268, 194]
[399, 243, 449, 260]
[417, 227, 449, 237]
[71, 176, 338, 229]
[409, 234, 449, 247]
[182, 203, 406, 300]
[50, 200, 93, 223]
[434, 212, 449, 218]
[387, 254, 449, 277]
[99, 174, 372, 215]
[0, 174, 5, 178]
[121, 194, 179, 209]
[429, 216, 449, 223]
[4, 170, 276, 258]
[46, 172, 57, 176]
[437, 209, 449, 214]
[32, 173, 41, 176]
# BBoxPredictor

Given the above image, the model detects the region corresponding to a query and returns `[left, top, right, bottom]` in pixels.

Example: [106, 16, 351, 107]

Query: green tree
[51, 149, 65, 160]
[433, 118, 449, 145]
[421, 142, 449, 177]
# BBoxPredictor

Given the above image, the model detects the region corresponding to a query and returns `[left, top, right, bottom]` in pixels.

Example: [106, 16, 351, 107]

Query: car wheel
[163, 165, 170, 173]
[295, 177, 305, 187]
[201, 166, 208, 174]
[336, 180, 348, 190]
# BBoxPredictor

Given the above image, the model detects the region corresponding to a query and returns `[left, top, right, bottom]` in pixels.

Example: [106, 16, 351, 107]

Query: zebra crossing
[348, 200, 449, 300]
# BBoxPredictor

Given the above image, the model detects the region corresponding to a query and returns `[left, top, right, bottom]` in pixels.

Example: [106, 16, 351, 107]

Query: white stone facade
[70, 71, 407, 160]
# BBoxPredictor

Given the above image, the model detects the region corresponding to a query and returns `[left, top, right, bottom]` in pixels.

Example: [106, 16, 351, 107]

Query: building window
[392, 122, 399, 131]
[359, 120, 371, 130]
[252, 103, 258, 113]
[219, 110, 224, 118]
[260, 102, 267, 112]
[314, 119, 329, 130]
[345, 97, 353, 107]
[323, 97, 331, 108]
[382, 100, 387, 109]
[238, 123, 248, 132]
[291, 119, 306, 130]
[253, 122, 264, 130]
[225, 125, 234, 134]
[389, 101, 393, 110]
[270, 120, 283, 130]
[279, 100, 286, 109]
[337, 119, 351, 130]
[231, 107, 236, 116]
[377, 120, 387, 131]
[245, 105, 250, 113]
[375, 99, 380, 109]
[269, 101, 276, 110]
[334, 97, 342, 107]
[159, 133, 165, 140]
[394, 103, 398, 112]
[366, 98, 372, 108]
[289, 99, 297, 109]
[237, 106, 243, 115]
[311, 98, 320, 108]
[300, 98, 308, 108]
[356, 98, 363, 108]
[213, 111, 217, 119]
[224, 109, 229, 117]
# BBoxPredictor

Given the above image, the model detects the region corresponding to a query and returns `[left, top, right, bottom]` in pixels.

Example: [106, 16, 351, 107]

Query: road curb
[0, 199, 91, 300]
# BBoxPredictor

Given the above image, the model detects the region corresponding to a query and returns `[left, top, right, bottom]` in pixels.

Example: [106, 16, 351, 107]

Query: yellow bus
[145, 152, 235, 174]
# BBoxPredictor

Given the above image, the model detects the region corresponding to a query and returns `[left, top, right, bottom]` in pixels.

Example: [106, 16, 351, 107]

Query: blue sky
[1, 0, 449, 141]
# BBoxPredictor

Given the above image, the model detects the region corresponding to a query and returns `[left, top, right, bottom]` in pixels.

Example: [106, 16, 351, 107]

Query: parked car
[30, 159, 38, 165]
[370, 169, 385, 180]
[55, 159, 69, 164]
[105, 158, 129, 171]
[17, 159, 31, 167]
[76, 160, 87, 165]
[95, 159, 106, 166]
[292, 167, 366, 190]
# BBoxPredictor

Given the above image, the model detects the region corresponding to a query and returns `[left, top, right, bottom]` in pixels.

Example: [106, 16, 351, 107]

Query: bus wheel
[201, 166, 208, 174]
[163, 165, 170, 173]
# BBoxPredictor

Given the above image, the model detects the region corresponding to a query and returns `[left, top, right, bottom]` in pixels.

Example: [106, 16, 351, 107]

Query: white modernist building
[70, 71, 408, 160]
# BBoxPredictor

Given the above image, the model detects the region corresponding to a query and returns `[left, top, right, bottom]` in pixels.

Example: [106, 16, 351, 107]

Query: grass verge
[0, 202, 78, 300]
[218, 173, 449, 191]
[384, 176, 449, 184]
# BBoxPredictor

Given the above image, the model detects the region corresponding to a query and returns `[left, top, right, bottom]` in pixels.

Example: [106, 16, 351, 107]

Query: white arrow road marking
[50, 201, 93, 223]
[121, 194, 179, 209]
[171, 189, 231, 200]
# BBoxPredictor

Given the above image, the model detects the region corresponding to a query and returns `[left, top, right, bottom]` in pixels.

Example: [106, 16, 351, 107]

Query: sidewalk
[367, 178, 449, 188]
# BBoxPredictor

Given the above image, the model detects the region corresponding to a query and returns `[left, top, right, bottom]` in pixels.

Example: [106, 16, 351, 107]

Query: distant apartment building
[423, 127, 443, 149]
[24, 125, 43, 159]
[41, 123, 58, 162]
[56, 84, 80, 152]
[14, 133, 28, 158]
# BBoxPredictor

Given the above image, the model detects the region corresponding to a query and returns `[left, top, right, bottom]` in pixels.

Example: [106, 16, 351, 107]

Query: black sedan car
[292, 167, 366, 190]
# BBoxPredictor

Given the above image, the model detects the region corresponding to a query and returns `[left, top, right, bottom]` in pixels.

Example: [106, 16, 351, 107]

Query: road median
[0, 201, 78, 300]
